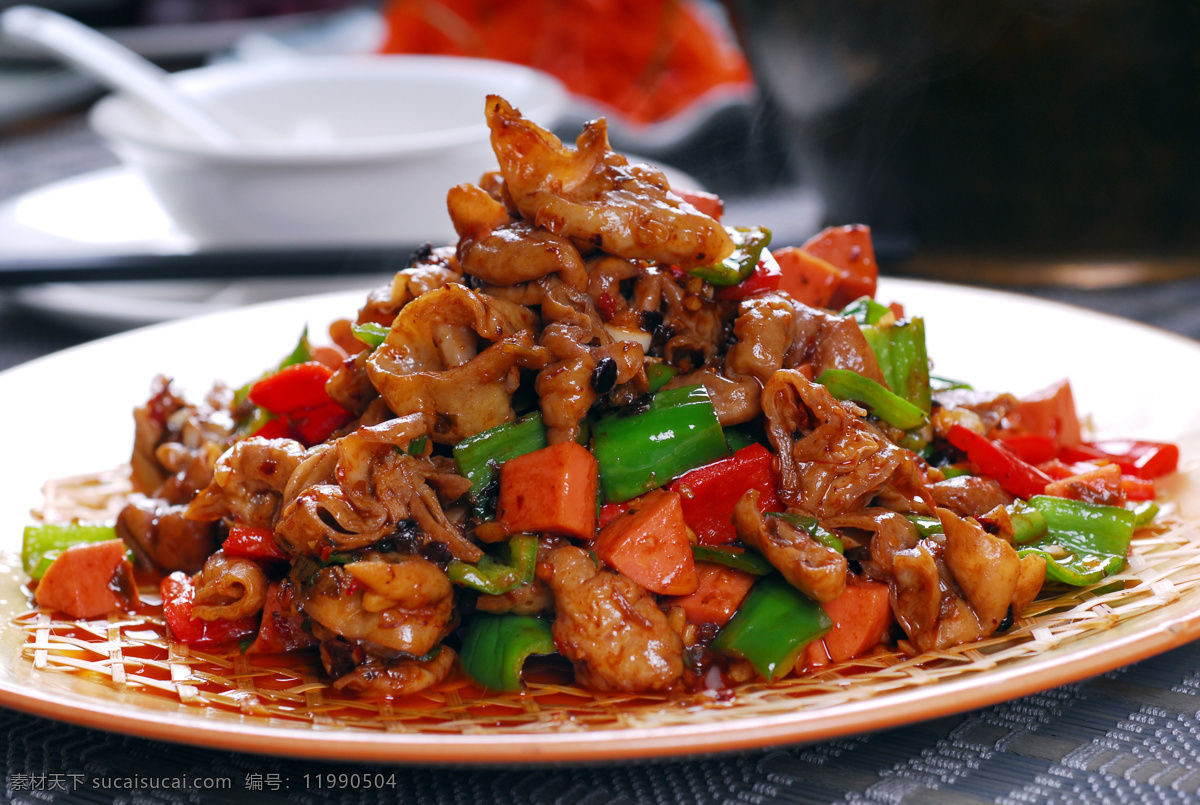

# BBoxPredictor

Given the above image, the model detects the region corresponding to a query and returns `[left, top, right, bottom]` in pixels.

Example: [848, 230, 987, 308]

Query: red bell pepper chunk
[222, 523, 288, 562]
[161, 571, 260, 646]
[948, 424, 1052, 500]
[1059, 439, 1179, 480]
[667, 443, 784, 545]
[599, 501, 630, 528]
[1122, 476, 1156, 501]
[248, 362, 335, 414]
[250, 417, 293, 440]
[801, 225, 879, 308]
[997, 433, 1059, 465]
[290, 401, 355, 445]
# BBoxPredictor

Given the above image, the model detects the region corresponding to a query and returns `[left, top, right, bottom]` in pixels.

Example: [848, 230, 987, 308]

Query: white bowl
[88, 55, 567, 247]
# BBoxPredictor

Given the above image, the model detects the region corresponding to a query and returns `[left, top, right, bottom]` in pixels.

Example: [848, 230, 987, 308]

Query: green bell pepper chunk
[22, 523, 119, 581]
[692, 545, 774, 576]
[1130, 500, 1160, 528]
[905, 514, 944, 539]
[768, 512, 844, 554]
[1008, 500, 1048, 545]
[351, 321, 389, 349]
[1017, 495, 1137, 586]
[711, 574, 832, 681]
[816, 369, 928, 430]
[687, 226, 771, 287]
[861, 317, 932, 416]
[459, 613, 556, 692]
[447, 535, 539, 596]
[840, 296, 893, 325]
[591, 385, 729, 502]
[646, 363, 679, 393]
[453, 412, 548, 517]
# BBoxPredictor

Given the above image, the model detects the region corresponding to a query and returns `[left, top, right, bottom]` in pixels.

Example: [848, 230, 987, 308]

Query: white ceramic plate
[1, 277, 1198, 763]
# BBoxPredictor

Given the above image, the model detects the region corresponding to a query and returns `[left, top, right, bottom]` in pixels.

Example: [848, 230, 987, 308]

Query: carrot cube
[819, 581, 893, 663]
[496, 442, 598, 540]
[661, 562, 756, 626]
[592, 489, 698, 595]
[773, 246, 840, 309]
[35, 539, 138, 619]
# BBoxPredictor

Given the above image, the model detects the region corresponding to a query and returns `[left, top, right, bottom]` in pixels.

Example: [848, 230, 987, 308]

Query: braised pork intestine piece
[329, 647, 457, 696]
[191, 550, 268, 621]
[276, 415, 480, 561]
[631, 267, 724, 370]
[538, 546, 683, 693]
[366, 283, 549, 443]
[762, 369, 932, 518]
[732, 490, 847, 602]
[931, 388, 1021, 438]
[449, 183, 589, 291]
[130, 376, 235, 503]
[185, 436, 307, 528]
[357, 244, 463, 327]
[871, 507, 1046, 653]
[302, 557, 455, 656]
[486, 95, 733, 270]
[536, 281, 644, 443]
[116, 493, 219, 574]
[665, 367, 761, 426]
[930, 475, 1014, 519]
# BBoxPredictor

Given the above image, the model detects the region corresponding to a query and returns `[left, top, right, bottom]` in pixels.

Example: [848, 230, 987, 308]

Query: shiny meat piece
[130, 376, 235, 503]
[302, 557, 454, 656]
[665, 368, 760, 426]
[762, 369, 932, 518]
[475, 578, 555, 615]
[536, 280, 644, 443]
[487, 96, 733, 269]
[449, 183, 589, 291]
[827, 508, 919, 578]
[932, 388, 1020, 437]
[538, 546, 683, 693]
[329, 647, 457, 696]
[631, 268, 724, 371]
[324, 349, 378, 416]
[939, 508, 1021, 632]
[366, 283, 549, 443]
[277, 415, 480, 561]
[356, 245, 462, 327]
[930, 475, 1014, 518]
[116, 493, 218, 574]
[812, 314, 887, 385]
[732, 490, 847, 602]
[185, 436, 307, 528]
[724, 294, 818, 387]
[191, 550, 268, 621]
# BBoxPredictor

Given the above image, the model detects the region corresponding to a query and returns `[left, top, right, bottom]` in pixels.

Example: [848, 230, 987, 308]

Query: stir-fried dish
[21, 98, 1181, 699]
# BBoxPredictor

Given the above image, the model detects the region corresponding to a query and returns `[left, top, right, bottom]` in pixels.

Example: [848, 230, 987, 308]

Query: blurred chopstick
[0, 246, 423, 286]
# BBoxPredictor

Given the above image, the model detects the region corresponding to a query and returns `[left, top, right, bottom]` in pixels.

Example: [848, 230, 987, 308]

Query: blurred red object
[380, 0, 752, 125]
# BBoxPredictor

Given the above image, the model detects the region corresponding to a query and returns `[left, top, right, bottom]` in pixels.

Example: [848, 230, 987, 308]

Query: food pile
[21, 98, 1179, 698]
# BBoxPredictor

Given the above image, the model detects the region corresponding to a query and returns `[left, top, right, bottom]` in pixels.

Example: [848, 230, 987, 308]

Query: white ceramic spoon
[0, 5, 253, 148]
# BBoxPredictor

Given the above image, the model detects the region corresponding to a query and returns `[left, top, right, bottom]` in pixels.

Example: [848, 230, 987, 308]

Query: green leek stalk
[447, 535, 539, 595]
[351, 322, 389, 349]
[816, 369, 928, 431]
[22, 523, 119, 580]
[459, 613, 556, 692]
[1017, 495, 1137, 586]
[591, 385, 728, 502]
[768, 512, 844, 553]
[861, 317, 932, 415]
[453, 412, 548, 517]
[840, 296, 892, 325]
[711, 574, 832, 681]
[692, 545, 774, 576]
[688, 226, 772, 286]
[646, 364, 678, 393]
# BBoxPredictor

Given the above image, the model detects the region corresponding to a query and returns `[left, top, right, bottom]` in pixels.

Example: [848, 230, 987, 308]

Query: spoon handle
[0, 5, 239, 148]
